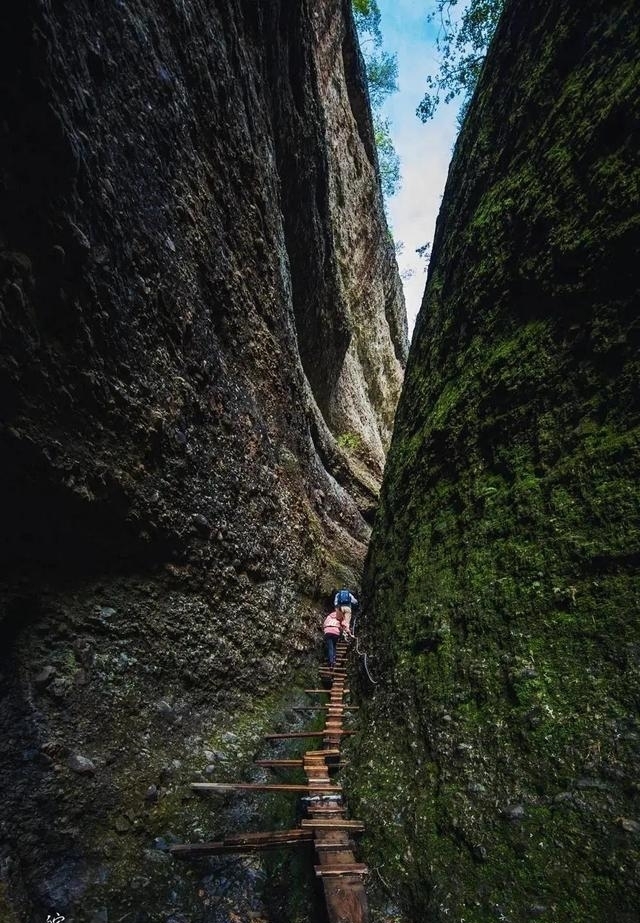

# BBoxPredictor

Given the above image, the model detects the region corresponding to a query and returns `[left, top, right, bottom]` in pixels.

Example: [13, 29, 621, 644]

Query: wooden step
[306, 807, 346, 815]
[304, 689, 350, 694]
[301, 819, 364, 830]
[170, 828, 314, 856]
[287, 708, 348, 714]
[255, 759, 305, 768]
[264, 730, 354, 740]
[313, 834, 356, 852]
[314, 864, 368, 876]
[191, 782, 342, 793]
[264, 731, 325, 740]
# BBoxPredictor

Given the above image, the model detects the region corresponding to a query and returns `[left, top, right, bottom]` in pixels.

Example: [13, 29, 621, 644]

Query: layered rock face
[353, 2, 640, 921]
[0, 0, 405, 918]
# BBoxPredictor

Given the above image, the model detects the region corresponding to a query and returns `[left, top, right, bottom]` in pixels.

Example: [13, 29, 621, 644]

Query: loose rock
[68, 754, 96, 775]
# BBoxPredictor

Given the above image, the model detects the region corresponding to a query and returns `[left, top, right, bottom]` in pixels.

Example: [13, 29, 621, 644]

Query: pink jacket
[323, 612, 342, 636]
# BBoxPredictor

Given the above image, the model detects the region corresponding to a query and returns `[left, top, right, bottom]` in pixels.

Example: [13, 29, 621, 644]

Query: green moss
[337, 431, 364, 454]
[353, 1, 640, 920]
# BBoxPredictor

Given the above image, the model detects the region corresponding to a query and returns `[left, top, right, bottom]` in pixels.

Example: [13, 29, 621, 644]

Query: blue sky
[376, 0, 462, 335]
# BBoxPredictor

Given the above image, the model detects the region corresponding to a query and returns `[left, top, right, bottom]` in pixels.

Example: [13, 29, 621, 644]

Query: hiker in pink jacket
[323, 609, 342, 668]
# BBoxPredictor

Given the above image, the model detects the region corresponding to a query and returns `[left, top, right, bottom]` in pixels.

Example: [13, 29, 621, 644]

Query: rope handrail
[348, 615, 378, 684]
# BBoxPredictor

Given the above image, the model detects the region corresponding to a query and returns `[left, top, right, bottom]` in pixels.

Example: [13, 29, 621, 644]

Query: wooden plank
[170, 829, 314, 856]
[321, 879, 369, 923]
[315, 864, 368, 876]
[289, 708, 352, 714]
[301, 819, 364, 830]
[191, 782, 342, 793]
[305, 689, 351, 694]
[254, 759, 304, 767]
[314, 838, 355, 846]
[219, 829, 311, 843]
[263, 730, 354, 740]
[264, 731, 325, 740]
[306, 807, 346, 815]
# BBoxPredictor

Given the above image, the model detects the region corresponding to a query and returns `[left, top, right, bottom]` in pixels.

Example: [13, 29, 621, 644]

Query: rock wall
[0, 0, 406, 919]
[352, 2, 640, 921]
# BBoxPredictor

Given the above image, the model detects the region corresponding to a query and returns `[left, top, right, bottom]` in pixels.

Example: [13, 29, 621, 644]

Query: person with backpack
[334, 588, 358, 635]
[323, 608, 342, 668]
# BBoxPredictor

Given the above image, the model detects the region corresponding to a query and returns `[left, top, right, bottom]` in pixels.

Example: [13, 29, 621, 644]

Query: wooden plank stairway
[171, 637, 369, 922]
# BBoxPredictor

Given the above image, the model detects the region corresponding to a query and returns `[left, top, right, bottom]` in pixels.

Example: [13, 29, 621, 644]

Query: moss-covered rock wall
[352, 2, 640, 921]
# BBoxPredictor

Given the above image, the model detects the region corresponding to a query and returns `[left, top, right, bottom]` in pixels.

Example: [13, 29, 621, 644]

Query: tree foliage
[366, 51, 399, 110]
[352, 0, 382, 43]
[373, 114, 401, 198]
[417, 0, 504, 124]
[353, 0, 401, 198]
[415, 241, 432, 271]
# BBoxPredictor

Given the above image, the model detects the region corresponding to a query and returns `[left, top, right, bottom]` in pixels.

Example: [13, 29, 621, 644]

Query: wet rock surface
[350, 1, 640, 922]
[0, 0, 404, 920]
